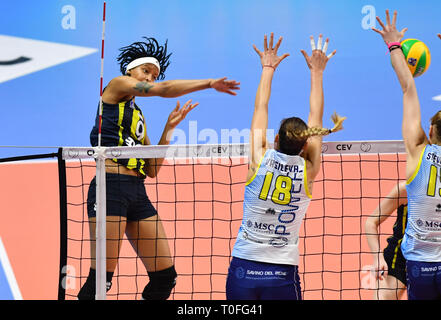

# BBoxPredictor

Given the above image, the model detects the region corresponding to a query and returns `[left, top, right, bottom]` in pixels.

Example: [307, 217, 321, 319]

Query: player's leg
[376, 245, 407, 300]
[375, 275, 406, 300]
[78, 174, 129, 300]
[406, 260, 439, 300]
[77, 216, 126, 299]
[125, 215, 176, 300]
[225, 257, 260, 300]
[435, 262, 441, 299]
[226, 274, 260, 300]
[259, 266, 302, 300]
[123, 176, 176, 300]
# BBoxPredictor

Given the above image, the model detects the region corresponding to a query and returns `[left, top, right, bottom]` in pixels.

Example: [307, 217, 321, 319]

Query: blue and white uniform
[402, 144, 441, 299]
[226, 149, 311, 300]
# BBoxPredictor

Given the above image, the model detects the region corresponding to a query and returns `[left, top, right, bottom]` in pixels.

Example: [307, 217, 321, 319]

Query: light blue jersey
[402, 144, 441, 262]
[232, 149, 312, 266]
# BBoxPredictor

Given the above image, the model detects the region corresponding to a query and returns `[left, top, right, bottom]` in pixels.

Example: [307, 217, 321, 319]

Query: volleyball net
[52, 140, 406, 300]
[0, 141, 407, 300]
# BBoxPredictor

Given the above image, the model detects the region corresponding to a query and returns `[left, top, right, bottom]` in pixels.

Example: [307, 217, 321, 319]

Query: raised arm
[300, 35, 336, 179]
[247, 33, 289, 179]
[365, 181, 407, 280]
[107, 76, 240, 100]
[372, 10, 429, 178]
[144, 100, 199, 178]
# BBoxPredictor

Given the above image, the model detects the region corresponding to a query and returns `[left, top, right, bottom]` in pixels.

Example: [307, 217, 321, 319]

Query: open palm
[167, 100, 199, 129]
[253, 32, 290, 70]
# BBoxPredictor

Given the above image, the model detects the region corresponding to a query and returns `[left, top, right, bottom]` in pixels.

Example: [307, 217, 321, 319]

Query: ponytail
[293, 112, 346, 139]
[278, 112, 346, 156]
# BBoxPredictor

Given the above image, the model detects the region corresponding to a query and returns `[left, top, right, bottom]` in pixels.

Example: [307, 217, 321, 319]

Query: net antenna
[95, 0, 107, 300]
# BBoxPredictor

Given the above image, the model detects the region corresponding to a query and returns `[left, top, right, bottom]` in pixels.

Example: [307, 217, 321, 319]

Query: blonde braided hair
[293, 112, 346, 139]
[279, 112, 346, 155]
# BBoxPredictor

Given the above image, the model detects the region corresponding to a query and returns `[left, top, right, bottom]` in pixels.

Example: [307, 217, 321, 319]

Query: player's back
[402, 144, 441, 262]
[232, 149, 312, 266]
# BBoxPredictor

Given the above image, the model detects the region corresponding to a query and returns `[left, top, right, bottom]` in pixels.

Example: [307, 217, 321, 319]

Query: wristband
[387, 41, 402, 52]
[263, 65, 275, 70]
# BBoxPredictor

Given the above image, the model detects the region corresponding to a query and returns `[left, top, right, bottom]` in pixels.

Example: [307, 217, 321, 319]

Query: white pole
[95, 1, 107, 300]
[95, 153, 107, 300]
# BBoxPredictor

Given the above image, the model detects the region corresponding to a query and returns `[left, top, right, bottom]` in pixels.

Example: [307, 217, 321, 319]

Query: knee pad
[77, 269, 113, 300]
[142, 266, 177, 300]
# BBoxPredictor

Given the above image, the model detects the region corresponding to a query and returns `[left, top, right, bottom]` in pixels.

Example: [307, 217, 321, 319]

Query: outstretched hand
[253, 32, 290, 70]
[166, 99, 199, 129]
[372, 10, 408, 45]
[301, 34, 336, 72]
[209, 78, 240, 96]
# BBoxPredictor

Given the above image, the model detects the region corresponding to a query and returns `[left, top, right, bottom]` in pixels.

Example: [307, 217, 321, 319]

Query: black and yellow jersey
[384, 204, 408, 269]
[387, 204, 408, 245]
[90, 99, 147, 177]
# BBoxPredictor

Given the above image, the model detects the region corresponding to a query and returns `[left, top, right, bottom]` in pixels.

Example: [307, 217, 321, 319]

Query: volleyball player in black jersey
[365, 181, 408, 299]
[78, 37, 240, 300]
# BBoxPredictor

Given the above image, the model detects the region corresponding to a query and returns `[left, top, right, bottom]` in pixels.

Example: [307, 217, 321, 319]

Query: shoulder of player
[107, 75, 134, 89]
[102, 76, 136, 103]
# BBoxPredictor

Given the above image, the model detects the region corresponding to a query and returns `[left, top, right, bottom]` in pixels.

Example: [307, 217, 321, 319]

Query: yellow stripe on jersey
[391, 206, 407, 269]
[407, 146, 426, 185]
[117, 102, 125, 146]
[111, 102, 127, 164]
[303, 161, 312, 199]
[391, 238, 402, 269]
[402, 205, 408, 235]
[245, 151, 266, 186]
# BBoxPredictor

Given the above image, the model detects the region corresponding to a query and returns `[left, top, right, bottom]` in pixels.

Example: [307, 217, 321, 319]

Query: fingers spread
[317, 34, 323, 51]
[274, 36, 283, 52]
[310, 35, 316, 51]
[300, 49, 309, 59]
[385, 9, 391, 26]
[253, 44, 262, 57]
[322, 38, 329, 54]
[376, 16, 386, 30]
[280, 53, 290, 61]
[371, 27, 383, 35]
[269, 32, 274, 49]
[392, 10, 397, 26]
[327, 49, 337, 59]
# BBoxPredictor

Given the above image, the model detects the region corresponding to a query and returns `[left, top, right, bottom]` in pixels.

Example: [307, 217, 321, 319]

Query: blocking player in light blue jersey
[373, 10, 441, 300]
[226, 33, 345, 300]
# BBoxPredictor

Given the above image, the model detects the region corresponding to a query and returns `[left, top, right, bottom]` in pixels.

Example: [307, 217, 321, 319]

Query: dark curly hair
[116, 37, 172, 80]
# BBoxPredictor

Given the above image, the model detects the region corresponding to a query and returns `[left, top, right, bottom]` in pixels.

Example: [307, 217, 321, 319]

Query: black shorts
[87, 173, 157, 221]
[383, 241, 407, 285]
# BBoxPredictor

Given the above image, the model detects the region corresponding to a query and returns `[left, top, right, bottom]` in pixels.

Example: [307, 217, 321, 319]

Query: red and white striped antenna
[97, 1, 106, 147]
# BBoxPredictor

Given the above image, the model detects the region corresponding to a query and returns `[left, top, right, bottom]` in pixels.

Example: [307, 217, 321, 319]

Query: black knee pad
[142, 266, 177, 300]
[77, 269, 113, 300]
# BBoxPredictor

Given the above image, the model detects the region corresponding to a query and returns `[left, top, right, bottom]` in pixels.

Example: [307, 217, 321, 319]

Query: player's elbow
[365, 216, 379, 232]
[401, 80, 417, 96]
